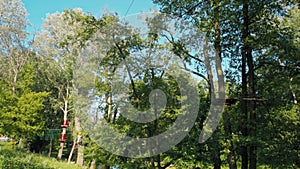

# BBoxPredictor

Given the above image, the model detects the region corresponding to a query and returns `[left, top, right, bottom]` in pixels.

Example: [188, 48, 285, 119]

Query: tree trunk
[104, 64, 109, 120]
[241, 49, 248, 169]
[57, 142, 64, 160]
[68, 140, 76, 164]
[212, 2, 223, 168]
[248, 42, 256, 168]
[100, 65, 110, 169]
[289, 78, 298, 104]
[241, 1, 250, 168]
[74, 116, 84, 166]
[76, 144, 84, 166]
[18, 138, 24, 149]
[58, 96, 69, 160]
[12, 71, 18, 94]
[223, 107, 237, 169]
[212, 132, 221, 169]
[248, 53, 256, 169]
[108, 92, 113, 122]
[90, 159, 96, 169]
[48, 138, 52, 157]
[57, 122, 67, 160]
[27, 140, 31, 152]
[242, 1, 256, 168]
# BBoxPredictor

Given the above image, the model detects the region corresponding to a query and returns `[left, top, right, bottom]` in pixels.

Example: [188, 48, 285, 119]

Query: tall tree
[152, 0, 228, 168]
[0, 0, 48, 149]
[153, 0, 299, 168]
[33, 8, 92, 161]
[0, 0, 30, 93]
[254, 5, 300, 168]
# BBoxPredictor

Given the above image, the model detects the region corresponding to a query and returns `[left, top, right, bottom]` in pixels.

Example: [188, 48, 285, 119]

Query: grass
[0, 142, 86, 169]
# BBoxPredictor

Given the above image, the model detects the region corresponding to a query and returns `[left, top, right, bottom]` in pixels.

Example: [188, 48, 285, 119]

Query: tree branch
[114, 42, 140, 103]
[180, 66, 208, 83]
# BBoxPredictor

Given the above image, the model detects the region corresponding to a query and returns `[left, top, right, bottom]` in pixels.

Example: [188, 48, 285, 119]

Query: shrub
[0, 144, 84, 169]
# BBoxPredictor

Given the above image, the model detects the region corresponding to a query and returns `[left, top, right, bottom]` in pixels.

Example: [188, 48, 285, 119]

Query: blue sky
[22, 0, 158, 34]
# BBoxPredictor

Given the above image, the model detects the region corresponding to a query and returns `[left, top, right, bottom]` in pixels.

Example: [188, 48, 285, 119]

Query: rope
[124, 0, 135, 17]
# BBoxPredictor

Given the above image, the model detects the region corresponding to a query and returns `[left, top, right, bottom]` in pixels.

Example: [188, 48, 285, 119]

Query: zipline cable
[124, 0, 135, 17]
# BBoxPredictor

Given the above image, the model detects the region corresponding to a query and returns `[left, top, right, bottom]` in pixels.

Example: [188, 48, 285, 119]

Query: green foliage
[257, 105, 299, 168]
[1, 0, 300, 167]
[0, 64, 49, 140]
[0, 143, 85, 169]
[152, 0, 299, 168]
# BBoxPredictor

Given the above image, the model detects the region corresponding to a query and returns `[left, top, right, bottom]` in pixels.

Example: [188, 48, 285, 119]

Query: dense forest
[0, 0, 299, 168]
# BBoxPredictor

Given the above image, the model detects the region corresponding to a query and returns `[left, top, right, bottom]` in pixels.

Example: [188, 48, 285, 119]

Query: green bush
[0, 144, 84, 169]
[0, 149, 52, 169]
[1, 158, 54, 169]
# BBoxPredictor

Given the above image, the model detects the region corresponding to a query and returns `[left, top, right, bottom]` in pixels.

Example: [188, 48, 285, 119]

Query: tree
[0, 0, 30, 93]
[151, 0, 229, 168]
[33, 8, 90, 161]
[152, 0, 299, 168]
[0, 0, 49, 149]
[70, 11, 225, 168]
[254, 5, 300, 168]
[0, 64, 49, 148]
[33, 8, 114, 165]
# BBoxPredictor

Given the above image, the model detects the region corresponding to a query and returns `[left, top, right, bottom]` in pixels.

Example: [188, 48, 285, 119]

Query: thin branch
[180, 1, 205, 17]
[180, 66, 209, 83]
[114, 42, 140, 102]
[161, 33, 204, 63]
[161, 161, 173, 169]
